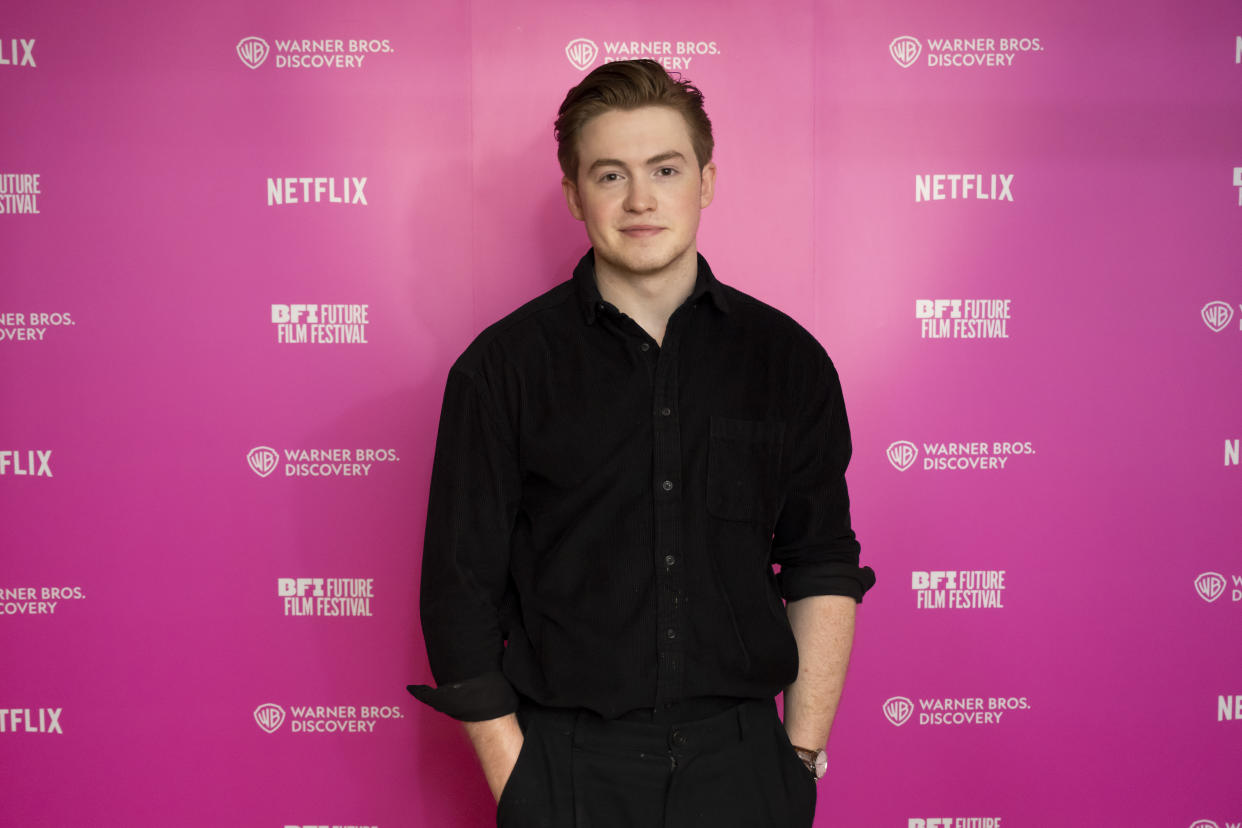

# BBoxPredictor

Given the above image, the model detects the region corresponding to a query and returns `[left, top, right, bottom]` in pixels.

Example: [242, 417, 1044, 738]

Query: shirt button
[665, 555, 676, 567]
[661, 480, 674, 492]
[660, 407, 671, 416]
[666, 628, 677, 639]
[640, 342, 650, 352]
[671, 730, 687, 747]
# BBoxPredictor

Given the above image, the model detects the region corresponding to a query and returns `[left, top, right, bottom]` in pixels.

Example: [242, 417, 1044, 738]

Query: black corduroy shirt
[409, 250, 875, 722]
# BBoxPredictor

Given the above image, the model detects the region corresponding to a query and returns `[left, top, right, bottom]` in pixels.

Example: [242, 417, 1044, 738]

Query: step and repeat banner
[2, 0, 1240, 826]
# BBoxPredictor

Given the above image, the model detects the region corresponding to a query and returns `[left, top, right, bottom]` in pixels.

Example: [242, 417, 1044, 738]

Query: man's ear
[699, 162, 717, 210]
[563, 176, 585, 221]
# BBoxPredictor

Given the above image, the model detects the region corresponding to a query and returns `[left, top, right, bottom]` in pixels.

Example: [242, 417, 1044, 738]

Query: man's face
[563, 106, 715, 282]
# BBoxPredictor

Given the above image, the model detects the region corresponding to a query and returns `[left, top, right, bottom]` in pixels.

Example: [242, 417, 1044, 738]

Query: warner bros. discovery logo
[1, 311, 75, 342]
[564, 36, 719, 72]
[1202, 301, 1238, 332]
[884, 695, 1029, 727]
[236, 36, 270, 69]
[237, 35, 392, 70]
[889, 35, 1043, 68]
[887, 439, 1034, 471]
[254, 703, 285, 733]
[247, 446, 279, 478]
[887, 441, 918, 471]
[1195, 571, 1241, 603]
[890, 36, 921, 68]
[883, 697, 914, 726]
[247, 446, 399, 478]
[254, 702, 403, 733]
[566, 38, 598, 71]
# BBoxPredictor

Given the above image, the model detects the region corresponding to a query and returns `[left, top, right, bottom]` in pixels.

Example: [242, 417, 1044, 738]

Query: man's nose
[623, 178, 655, 212]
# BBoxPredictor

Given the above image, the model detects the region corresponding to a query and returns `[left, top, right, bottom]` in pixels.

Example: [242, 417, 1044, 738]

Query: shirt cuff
[779, 562, 877, 604]
[407, 670, 520, 722]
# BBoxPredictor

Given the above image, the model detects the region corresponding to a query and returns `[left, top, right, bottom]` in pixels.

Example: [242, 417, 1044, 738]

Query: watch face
[814, 750, 828, 778]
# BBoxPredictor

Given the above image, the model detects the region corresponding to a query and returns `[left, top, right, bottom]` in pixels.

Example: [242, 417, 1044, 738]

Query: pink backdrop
[2, 0, 1240, 826]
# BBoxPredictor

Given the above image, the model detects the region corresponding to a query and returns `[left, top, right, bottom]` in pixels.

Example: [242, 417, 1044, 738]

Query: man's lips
[619, 225, 663, 237]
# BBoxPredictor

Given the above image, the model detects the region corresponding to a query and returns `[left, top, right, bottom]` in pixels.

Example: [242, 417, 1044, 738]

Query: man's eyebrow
[586, 150, 688, 173]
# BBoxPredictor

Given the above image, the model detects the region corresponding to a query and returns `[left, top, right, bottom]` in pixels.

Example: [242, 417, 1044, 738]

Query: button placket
[651, 309, 687, 708]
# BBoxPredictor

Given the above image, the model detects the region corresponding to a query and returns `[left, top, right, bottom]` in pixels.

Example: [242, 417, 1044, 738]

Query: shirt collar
[574, 249, 731, 325]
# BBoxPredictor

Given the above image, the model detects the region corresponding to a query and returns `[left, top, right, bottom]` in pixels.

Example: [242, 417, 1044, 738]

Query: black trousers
[497, 698, 817, 828]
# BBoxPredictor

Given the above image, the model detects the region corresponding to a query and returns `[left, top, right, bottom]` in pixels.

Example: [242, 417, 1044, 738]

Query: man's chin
[599, 247, 692, 279]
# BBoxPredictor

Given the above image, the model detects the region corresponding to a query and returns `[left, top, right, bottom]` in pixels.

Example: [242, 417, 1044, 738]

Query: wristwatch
[792, 745, 828, 780]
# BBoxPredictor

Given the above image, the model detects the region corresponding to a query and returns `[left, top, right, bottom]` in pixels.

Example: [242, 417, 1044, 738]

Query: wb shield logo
[887, 441, 918, 471]
[1201, 301, 1234, 333]
[889, 36, 921, 68]
[236, 36, 270, 69]
[883, 696, 914, 726]
[565, 38, 598, 71]
[254, 703, 286, 733]
[1195, 572, 1226, 603]
[1188, 821, 1219, 828]
[247, 446, 279, 478]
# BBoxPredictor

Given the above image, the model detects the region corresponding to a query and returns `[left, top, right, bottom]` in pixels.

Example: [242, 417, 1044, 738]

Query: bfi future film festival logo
[908, 821, 1002, 828]
[1195, 571, 1241, 604]
[271, 304, 369, 344]
[886, 441, 1035, 472]
[889, 35, 1043, 68]
[564, 37, 720, 72]
[917, 300, 1011, 339]
[916, 173, 1013, 202]
[1, 585, 86, 617]
[236, 36, 394, 70]
[266, 177, 367, 206]
[0, 36, 36, 68]
[0, 708, 63, 734]
[912, 570, 1006, 609]
[883, 695, 1030, 727]
[1, 173, 41, 215]
[253, 703, 404, 734]
[278, 578, 374, 617]
[247, 446, 400, 478]
[0, 311, 75, 343]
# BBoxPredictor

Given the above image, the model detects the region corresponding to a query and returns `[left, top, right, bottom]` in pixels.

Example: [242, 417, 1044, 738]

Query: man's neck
[594, 248, 698, 347]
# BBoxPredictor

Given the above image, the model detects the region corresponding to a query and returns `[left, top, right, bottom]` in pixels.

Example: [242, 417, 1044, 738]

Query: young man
[410, 59, 874, 827]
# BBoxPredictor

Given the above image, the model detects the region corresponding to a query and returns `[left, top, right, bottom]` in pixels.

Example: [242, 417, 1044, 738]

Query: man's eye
[600, 172, 622, 183]
[656, 167, 678, 177]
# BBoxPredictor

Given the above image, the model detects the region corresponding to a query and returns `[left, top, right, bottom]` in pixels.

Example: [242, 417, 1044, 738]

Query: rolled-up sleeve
[407, 366, 522, 721]
[773, 350, 875, 603]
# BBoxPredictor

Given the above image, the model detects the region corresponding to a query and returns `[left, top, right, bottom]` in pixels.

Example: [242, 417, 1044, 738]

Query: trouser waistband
[519, 697, 773, 756]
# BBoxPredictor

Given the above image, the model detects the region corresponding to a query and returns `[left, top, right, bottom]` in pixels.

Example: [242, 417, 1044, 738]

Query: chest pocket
[706, 416, 785, 524]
